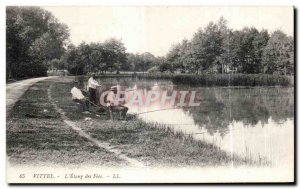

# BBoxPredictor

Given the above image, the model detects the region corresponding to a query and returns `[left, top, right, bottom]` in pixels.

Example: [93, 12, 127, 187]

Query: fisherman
[107, 86, 128, 120]
[71, 81, 90, 113]
[87, 73, 101, 106]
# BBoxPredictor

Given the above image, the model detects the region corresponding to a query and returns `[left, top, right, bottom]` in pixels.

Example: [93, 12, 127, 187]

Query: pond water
[91, 77, 294, 167]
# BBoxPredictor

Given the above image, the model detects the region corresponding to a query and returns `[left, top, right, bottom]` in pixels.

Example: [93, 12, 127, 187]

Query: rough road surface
[6, 76, 57, 113]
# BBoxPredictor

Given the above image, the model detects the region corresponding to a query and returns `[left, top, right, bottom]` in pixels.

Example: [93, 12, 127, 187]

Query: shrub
[147, 66, 160, 74]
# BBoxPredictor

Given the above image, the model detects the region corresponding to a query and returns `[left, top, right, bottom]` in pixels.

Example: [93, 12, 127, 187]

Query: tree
[126, 52, 157, 72]
[63, 44, 84, 75]
[215, 17, 240, 73]
[216, 29, 236, 73]
[77, 42, 92, 74]
[190, 28, 206, 74]
[48, 58, 65, 70]
[157, 57, 170, 73]
[188, 17, 228, 74]
[6, 6, 69, 79]
[166, 43, 181, 73]
[126, 53, 139, 72]
[178, 39, 193, 73]
[252, 30, 270, 73]
[262, 30, 294, 75]
[102, 38, 127, 73]
[201, 20, 224, 72]
[238, 28, 269, 73]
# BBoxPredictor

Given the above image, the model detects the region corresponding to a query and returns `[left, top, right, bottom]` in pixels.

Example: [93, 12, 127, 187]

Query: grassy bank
[6, 79, 127, 167]
[50, 77, 265, 167]
[78, 119, 269, 167]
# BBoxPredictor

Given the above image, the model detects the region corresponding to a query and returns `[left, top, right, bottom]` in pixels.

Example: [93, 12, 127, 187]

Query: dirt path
[6, 76, 58, 113]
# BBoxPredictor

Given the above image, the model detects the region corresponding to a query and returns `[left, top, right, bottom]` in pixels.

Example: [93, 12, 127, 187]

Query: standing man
[71, 81, 90, 113]
[107, 86, 128, 120]
[87, 73, 101, 106]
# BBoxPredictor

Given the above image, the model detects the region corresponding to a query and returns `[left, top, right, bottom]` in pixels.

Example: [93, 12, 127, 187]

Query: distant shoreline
[79, 73, 292, 87]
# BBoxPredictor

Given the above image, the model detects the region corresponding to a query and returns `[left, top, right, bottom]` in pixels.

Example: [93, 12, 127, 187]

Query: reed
[172, 74, 291, 86]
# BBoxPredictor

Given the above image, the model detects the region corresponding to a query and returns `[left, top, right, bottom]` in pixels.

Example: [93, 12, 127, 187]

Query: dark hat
[110, 86, 118, 91]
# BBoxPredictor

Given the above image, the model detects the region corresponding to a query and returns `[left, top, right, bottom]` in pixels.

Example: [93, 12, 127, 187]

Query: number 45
[19, 174, 25, 179]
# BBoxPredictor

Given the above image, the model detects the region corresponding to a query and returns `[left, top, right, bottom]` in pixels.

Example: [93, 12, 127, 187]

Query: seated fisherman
[71, 81, 90, 113]
[106, 86, 128, 120]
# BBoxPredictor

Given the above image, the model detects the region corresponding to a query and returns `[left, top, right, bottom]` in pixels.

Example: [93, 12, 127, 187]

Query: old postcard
[6, 6, 294, 183]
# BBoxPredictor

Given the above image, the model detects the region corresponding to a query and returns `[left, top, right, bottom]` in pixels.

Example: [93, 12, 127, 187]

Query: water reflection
[94, 78, 294, 166]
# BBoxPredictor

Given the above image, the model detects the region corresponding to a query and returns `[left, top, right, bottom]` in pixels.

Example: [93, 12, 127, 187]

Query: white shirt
[71, 87, 85, 100]
[87, 77, 100, 89]
[106, 91, 116, 106]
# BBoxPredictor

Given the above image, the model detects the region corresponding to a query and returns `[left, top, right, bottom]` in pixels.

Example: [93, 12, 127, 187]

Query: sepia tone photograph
[6, 6, 294, 183]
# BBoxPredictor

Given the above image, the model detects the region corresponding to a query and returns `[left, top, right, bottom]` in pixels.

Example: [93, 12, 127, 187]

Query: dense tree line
[61, 39, 127, 75]
[162, 17, 294, 75]
[6, 6, 69, 79]
[7, 7, 294, 79]
[61, 42, 158, 75]
[126, 52, 158, 72]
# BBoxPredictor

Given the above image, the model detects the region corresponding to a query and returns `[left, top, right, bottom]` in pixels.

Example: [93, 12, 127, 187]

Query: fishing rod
[130, 106, 194, 116]
[85, 98, 102, 109]
[132, 107, 180, 115]
[184, 128, 241, 136]
[124, 88, 161, 92]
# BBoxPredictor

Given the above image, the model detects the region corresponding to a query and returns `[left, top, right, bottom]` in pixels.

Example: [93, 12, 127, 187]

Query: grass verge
[6, 79, 127, 167]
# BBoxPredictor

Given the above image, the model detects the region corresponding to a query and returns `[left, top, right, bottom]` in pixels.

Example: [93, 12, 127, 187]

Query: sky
[43, 6, 294, 56]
